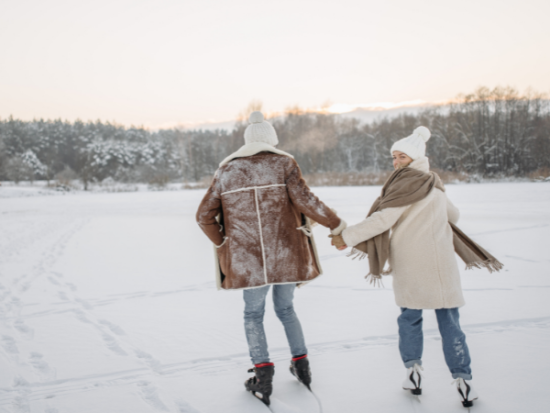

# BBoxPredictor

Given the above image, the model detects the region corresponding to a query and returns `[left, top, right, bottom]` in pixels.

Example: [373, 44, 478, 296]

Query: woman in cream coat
[334, 127, 478, 408]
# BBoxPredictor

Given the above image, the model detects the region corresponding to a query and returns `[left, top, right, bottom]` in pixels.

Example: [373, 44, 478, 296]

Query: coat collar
[219, 142, 294, 167]
[408, 156, 430, 173]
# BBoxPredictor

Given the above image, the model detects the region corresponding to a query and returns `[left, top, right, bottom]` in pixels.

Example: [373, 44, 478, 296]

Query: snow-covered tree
[21, 150, 47, 181]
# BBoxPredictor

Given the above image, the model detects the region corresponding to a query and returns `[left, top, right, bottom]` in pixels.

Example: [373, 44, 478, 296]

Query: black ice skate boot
[244, 362, 275, 405]
[289, 355, 312, 389]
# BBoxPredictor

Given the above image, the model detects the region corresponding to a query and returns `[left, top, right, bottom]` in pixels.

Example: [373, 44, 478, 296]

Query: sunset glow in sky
[1, 0, 549, 129]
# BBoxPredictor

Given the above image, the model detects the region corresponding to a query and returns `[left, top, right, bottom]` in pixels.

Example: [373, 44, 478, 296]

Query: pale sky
[1, 0, 549, 128]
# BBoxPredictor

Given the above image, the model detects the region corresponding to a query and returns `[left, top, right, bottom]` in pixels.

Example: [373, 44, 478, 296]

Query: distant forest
[1, 86, 549, 187]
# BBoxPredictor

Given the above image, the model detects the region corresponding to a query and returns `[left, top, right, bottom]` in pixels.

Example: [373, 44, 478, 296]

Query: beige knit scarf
[349, 167, 503, 285]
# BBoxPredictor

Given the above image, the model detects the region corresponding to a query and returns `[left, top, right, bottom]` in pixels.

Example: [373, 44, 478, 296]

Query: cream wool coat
[341, 156, 465, 310]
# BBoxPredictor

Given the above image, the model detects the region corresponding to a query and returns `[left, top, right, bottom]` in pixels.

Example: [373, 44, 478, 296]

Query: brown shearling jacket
[196, 151, 341, 290]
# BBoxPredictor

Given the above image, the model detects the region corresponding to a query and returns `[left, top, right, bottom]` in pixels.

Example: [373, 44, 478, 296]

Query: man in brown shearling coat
[196, 111, 346, 404]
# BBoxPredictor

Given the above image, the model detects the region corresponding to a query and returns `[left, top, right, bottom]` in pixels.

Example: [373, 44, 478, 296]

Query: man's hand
[329, 234, 348, 251]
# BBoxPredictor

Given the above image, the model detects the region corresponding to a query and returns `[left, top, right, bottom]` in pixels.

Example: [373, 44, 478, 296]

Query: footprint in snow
[99, 319, 125, 335]
[101, 333, 127, 356]
[11, 376, 31, 413]
[0, 291, 9, 304]
[66, 282, 77, 291]
[75, 297, 93, 310]
[30, 352, 56, 381]
[137, 381, 169, 411]
[9, 296, 23, 314]
[2, 335, 20, 354]
[14, 319, 34, 340]
[134, 349, 162, 373]
[12, 395, 31, 413]
[175, 399, 201, 413]
[72, 309, 91, 323]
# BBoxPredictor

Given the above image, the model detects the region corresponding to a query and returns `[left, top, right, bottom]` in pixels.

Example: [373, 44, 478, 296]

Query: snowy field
[1, 182, 549, 413]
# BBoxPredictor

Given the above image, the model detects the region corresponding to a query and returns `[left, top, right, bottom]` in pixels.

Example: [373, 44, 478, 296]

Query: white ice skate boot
[453, 378, 478, 408]
[402, 364, 423, 395]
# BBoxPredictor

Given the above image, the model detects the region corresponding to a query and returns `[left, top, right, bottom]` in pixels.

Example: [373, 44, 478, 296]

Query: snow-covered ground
[0, 182, 193, 199]
[0, 183, 549, 413]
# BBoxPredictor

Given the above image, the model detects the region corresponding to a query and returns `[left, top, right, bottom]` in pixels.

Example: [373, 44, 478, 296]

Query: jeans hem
[251, 359, 270, 365]
[404, 359, 422, 368]
[452, 372, 472, 380]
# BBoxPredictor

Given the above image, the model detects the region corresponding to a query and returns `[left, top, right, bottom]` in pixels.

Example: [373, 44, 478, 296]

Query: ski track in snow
[0, 218, 88, 412]
[2, 269, 549, 410]
[136, 381, 170, 411]
[174, 398, 202, 413]
[1, 184, 549, 412]
[0, 315, 548, 407]
[0, 213, 197, 411]
[21, 282, 217, 318]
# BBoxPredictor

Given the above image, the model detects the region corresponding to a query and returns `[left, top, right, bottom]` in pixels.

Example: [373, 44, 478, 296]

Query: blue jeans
[243, 284, 308, 365]
[398, 308, 472, 380]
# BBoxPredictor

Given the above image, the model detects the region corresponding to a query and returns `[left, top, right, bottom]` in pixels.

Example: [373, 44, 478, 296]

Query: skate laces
[452, 378, 473, 402]
[451, 378, 467, 388]
[412, 364, 424, 376]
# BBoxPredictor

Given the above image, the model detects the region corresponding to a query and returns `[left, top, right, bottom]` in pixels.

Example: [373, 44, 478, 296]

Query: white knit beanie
[244, 111, 279, 146]
[390, 126, 431, 160]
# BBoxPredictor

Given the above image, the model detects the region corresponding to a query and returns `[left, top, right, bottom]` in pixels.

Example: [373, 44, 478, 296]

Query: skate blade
[252, 391, 270, 406]
[462, 400, 474, 408]
[403, 388, 421, 403]
[403, 388, 422, 396]
[290, 366, 312, 391]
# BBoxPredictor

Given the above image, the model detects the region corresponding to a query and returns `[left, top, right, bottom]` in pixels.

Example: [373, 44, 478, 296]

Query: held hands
[329, 234, 348, 251]
[329, 216, 348, 250]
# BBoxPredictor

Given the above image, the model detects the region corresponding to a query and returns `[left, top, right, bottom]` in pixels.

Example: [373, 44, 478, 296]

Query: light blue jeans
[398, 307, 472, 380]
[243, 284, 308, 365]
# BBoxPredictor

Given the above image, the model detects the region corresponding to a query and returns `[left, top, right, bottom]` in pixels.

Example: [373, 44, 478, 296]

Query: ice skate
[289, 355, 312, 389]
[454, 378, 478, 408]
[402, 364, 423, 396]
[244, 363, 275, 406]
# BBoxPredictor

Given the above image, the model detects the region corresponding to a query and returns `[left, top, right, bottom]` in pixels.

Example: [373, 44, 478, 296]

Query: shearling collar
[408, 156, 430, 173]
[219, 142, 294, 167]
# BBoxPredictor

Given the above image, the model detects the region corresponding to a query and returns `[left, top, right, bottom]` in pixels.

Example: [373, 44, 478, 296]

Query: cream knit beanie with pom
[390, 126, 431, 160]
[244, 111, 279, 146]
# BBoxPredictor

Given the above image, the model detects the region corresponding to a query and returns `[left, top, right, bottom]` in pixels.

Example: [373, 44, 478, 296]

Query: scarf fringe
[347, 248, 367, 261]
[364, 267, 392, 287]
[364, 273, 384, 287]
[465, 259, 504, 273]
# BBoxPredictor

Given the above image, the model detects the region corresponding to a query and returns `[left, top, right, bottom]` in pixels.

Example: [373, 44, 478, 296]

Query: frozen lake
[1, 182, 549, 413]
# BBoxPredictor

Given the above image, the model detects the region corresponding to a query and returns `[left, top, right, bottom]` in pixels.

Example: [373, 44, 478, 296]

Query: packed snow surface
[0, 183, 549, 413]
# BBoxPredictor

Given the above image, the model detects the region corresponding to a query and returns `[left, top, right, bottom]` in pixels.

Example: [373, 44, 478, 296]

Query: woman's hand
[330, 234, 348, 251]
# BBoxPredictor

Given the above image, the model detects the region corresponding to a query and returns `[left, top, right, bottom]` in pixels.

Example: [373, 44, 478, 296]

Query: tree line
[1, 86, 549, 187]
